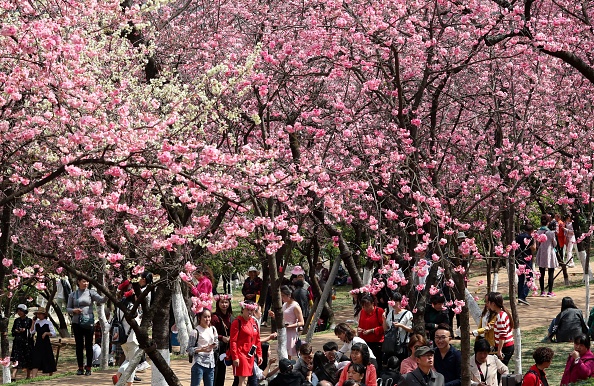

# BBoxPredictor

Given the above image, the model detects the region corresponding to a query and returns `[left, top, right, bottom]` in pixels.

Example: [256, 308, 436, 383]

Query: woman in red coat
[230, 300, 262, 386]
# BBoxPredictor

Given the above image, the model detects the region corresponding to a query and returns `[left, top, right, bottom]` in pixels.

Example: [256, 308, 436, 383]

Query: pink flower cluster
[191, 293, 213, 314]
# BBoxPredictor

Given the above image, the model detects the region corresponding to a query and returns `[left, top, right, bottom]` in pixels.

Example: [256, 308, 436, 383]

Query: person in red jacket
[356, 294, 387, 373]
[229, 301, 262, 386]
[522, 347, 554, 386]
[561, 334, 594, 385]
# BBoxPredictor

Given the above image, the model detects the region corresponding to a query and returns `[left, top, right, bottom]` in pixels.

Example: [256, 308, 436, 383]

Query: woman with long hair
[336, 343, 378, 386]
[191, 267, 214, 308]
[334, 323, 377, 365]
[268, 285, 304, 358]
[211, 294, 233, 386]
[188, 308, 218, 386]
[548, 297, 587, 342]
[473, 294, 496, 352]
[356, 293, 387, 372]
[487, 292, 514, 365]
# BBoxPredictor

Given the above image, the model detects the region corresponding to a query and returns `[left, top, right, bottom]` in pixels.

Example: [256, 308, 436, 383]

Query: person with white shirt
[384, 292, 413, 363]
[187, 308, 218, 386]
[29, 307, 57, 377]
[469, 338, 508, 386]
[334, 323, 377, 369]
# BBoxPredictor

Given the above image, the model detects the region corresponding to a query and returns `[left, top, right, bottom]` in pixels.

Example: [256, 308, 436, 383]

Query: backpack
[111, 300, 134, 345]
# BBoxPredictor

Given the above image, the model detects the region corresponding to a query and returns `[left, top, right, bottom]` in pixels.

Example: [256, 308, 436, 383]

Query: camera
[248, 345, 257, 357]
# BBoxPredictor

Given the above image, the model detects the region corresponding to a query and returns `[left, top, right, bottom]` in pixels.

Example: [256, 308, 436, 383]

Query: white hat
[16, 304, 27, 313]
[290, 266, 306, 276]
[248, 266, 259, 272]
[457, 232, 467, 240]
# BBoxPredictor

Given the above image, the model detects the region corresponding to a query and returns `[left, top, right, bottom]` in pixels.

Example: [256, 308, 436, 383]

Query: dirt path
[26, 264, 593, 385]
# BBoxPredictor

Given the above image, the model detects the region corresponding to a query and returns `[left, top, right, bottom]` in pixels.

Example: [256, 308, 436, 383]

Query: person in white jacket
[469, 339, 508, 386]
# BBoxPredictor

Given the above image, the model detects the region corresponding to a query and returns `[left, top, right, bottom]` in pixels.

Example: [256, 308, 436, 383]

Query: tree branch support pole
[305, 253, 342, 343]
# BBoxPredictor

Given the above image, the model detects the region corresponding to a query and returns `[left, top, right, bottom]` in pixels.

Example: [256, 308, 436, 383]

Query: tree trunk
[141, 283, 181, 386]
[115, 347, 144, 386]
[305, 253, 342, 342]
[171, 280, 191, 355]
[98, 304, 110, 369]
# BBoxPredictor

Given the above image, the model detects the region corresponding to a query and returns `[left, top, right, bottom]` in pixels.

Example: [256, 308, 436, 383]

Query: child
[29, 307, 57, 377]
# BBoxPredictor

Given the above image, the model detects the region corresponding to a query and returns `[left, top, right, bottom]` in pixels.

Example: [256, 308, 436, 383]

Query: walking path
[24, 264, 593, 385]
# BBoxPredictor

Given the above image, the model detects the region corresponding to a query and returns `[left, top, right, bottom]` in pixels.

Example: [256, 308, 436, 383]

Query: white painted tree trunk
[2, 365, 10, 383]
[115, 348, 144, 386]
[513, 328, 522, 374]
[465, 288, 481, 325]
[581, 251, 591, 317]
[362, 267, 373, 286]
[151, 348, 171, 386]
[491, 272, 499, 292]
[172, 280, 192, 355]
[98, 304, 110, 369]
[276, 327, 288, 359]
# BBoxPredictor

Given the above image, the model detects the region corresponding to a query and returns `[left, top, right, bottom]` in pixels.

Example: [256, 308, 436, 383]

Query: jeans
[518, 261, 533, 300]
[72, 323, 94, 368]
[192, 362, 215, 386]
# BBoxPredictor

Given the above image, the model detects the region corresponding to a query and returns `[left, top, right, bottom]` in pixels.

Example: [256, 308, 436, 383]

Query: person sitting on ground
[433, 325, 461, 386]
[560, 334, 594, 385]
[381, 356, 404, 386]
[469, 338, 508, 386]
[293, 343, 314, 381]
[345, 363, 366, 385]
[548, 297, 588, 343]
[400, 334, 428, 375]
[268, 358, 306, 386]
[313, 350, 339, 385]
[336, 343, 378, 386]
[522, 347, 554, 386]
[323, 341, 349, 364]
[399, 346, 445, 386]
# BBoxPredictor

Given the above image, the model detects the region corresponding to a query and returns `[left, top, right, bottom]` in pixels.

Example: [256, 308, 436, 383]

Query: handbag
[76, 290, 95, 330]
[382, 310, 409, 357]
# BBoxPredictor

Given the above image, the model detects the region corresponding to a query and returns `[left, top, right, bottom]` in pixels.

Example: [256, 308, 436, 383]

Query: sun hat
[248, 266, 259, 273]
[34, 307, 47, 315]
[457, 232, 467, 240]
[16, 304, 27, 313]
[290, 266, 305, 276]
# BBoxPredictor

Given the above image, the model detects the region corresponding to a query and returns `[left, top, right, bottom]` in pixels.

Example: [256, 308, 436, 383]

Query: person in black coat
[11, 304, 33, 380]
[382, 356, 404, 386]
[548, 297, 588, 342]
[424, 294, 450, 343]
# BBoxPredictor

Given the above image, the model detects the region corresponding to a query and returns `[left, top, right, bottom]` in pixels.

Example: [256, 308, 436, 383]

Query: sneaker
[112, 374, 119, 385]
[540, 292, 547, 297]
[518, 298, 530, 305]
[76, 369, 84, 376]
[85, 369, 92, 376]
[136, 361, 151, 372]
[134, 376, 142, 382]
[547, 292, 556, 297]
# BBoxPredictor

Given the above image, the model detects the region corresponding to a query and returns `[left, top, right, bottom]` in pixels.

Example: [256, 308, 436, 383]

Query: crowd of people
[7, 214, 594, 386]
